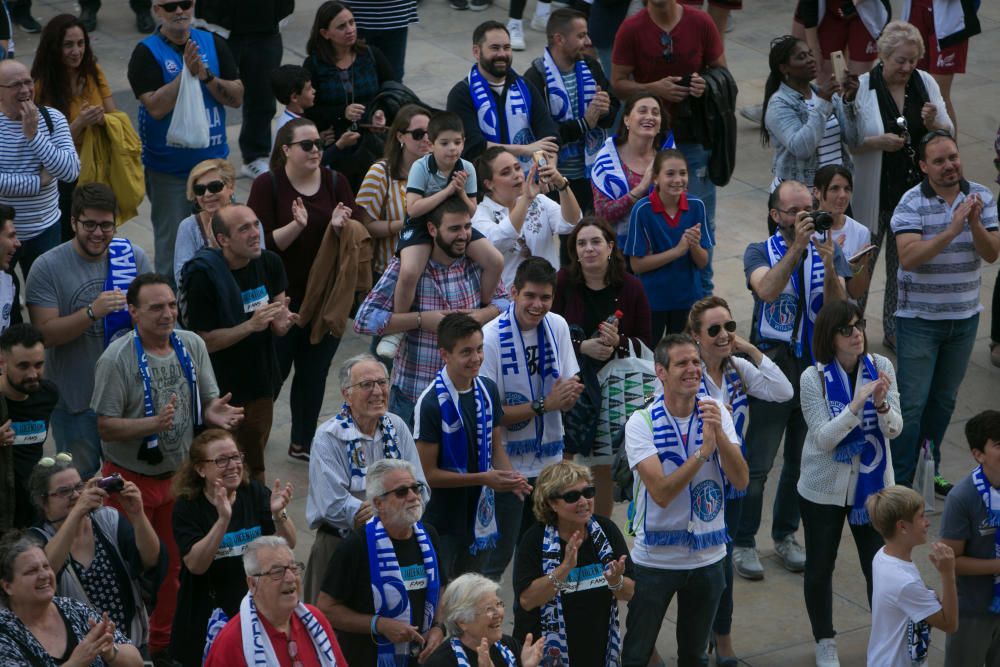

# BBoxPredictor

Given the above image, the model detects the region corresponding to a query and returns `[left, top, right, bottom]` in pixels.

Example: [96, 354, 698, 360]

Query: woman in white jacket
[797, 299, 902, 667]
[842, 20, 952, 351]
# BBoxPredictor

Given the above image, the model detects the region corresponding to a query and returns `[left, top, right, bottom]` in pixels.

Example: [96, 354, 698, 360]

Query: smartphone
[830, 51, 848, 85]
[677, 74, 693, 88]
[849, 245, 878, 263]
[533, 151, 548, 169]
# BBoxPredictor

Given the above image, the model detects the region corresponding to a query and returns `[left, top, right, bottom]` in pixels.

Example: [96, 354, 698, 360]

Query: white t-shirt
[814, 215, 871, 260]
[868, 548, 942, 667]
[624, 396, 740, 570]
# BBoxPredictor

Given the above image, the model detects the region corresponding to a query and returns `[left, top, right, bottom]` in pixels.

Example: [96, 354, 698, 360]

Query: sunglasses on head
[553, 486, 597, 503]
[401, 128, 429, 141]
[157, 0, 193, 12]
[380, 482, 425, 499]
[707, 321, 737, 338]
[288, 139, 323, 153]
[835, 319, 866, 337]
[193, 180, 226, 196]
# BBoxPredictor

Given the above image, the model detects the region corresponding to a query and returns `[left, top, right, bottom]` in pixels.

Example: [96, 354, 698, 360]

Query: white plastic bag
[166, 61, 210, 149]
[913, 439, 936, 515]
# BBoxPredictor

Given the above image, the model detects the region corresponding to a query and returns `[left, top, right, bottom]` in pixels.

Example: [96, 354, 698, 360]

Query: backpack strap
[38, 105, 54, 135]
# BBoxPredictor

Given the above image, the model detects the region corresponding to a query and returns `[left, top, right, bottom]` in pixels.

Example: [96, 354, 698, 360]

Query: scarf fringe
[726, 486, 746, 500]
[985, 508, 1000, 529]
[645, 527, 729, 550]
[832, 439, 866, 464]
[848, 507, 871, 526]
[377, 655, 401, 667]
[506, 439, 563, 458]
[469, 534, 498, 555]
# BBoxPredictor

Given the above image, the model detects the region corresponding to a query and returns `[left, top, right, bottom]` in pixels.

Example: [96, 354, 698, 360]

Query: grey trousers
[944, 614, 1000, 667]
[303, 529, 343, 606]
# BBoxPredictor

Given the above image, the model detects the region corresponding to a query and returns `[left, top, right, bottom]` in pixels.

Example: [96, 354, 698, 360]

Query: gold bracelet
[416, 312, 422, 331]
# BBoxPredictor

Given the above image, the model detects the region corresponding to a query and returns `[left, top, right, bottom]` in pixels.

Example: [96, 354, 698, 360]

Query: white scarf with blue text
[449, 637, 516, 667]
[757, 232, 825, 360]
[239, 593, 338, 667]
[972, 465, 1000, 613]
[334, 404, 402, 483]
[700, 362, 748, 499]
[468, 65, 535, 172]
[540, 48, 605, 174]
[591, 133, 675, 201]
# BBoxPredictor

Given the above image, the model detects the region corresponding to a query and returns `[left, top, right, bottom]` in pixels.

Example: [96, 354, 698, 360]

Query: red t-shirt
[204, 603, 348, 667]
[611, 7, 724, 141]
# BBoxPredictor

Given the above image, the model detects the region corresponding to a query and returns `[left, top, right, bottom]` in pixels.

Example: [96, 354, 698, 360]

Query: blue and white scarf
[366, 517, 441, 667]
[971, 465, 1000, 613]
[758, 232, 825, 360]
[134, 329, 200, 458]
[821, 355, 887, 525]
[468, 65, 536, 173]
[435, 369, 499, 553]
[239, 593, 338, 666]
[449, 637, 516, 667]
[540, 49, 605, 174]
[104, 238, 137, 348]
[635, 396, 729, 550]
[590, 133, 676, 201]
[495, 306, 564, 461]
[540, 519, 621, 666]
[700, 362, 749, 499]
[335, 404, 402, 482]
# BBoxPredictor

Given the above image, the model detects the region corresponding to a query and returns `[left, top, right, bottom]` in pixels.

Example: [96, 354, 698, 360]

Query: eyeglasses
[919, 129, 953, 147]
[252, 561, 306, 581]
[77, 218, 116, 233]
[774, 207, 808, 218]
[201, 452, 245, 468]
[835, 319, 866, 337]
[400, 128, 429, 141]
[660, 33, 673, 64]
[287, 639, 304, 667]
[379, 482, 425, 499]
[193, 180, 227, 196]
[156, 0, 193, 12]
[48, 482, 85, 499]
[553, 486, 597, 503]
[0, 79, 33, 89]
[347, 378, 389, 392]
[287, 139, 323, 153]
[38, 453, 73, 468]
[706, 321, 737, 338]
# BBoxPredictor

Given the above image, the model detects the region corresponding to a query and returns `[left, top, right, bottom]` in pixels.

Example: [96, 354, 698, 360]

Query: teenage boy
[866, 485, 959, 666]
[414, 312, 530, 579]
[270, 64, 315, 140]
[940, 410, 1000, 666]
[376, 112, 503, 360]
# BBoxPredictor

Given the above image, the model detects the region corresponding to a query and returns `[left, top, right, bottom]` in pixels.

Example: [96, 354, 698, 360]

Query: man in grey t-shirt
[26, 184, 151, 479]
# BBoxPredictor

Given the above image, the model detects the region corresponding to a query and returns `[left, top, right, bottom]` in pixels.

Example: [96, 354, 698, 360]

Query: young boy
[866, 486, 959, 666]
[270, 65, 315, 138]
[940, 410, 1000, 666]
[376, 112, 503, 360]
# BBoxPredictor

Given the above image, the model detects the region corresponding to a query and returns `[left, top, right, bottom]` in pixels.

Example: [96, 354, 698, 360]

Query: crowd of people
[0, 0, 995, 666]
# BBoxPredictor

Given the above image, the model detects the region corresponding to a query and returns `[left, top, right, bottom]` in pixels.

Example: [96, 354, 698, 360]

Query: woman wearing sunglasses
[512, 460, 633, 667]
[169, 429, 295, 666]
[685, 296, 793, 665]
[25, 453, 163, 655]
[798, 299, 901, 666]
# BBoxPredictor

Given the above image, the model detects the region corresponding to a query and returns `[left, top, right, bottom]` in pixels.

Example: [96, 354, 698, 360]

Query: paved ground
[16, 0, 1000, 664]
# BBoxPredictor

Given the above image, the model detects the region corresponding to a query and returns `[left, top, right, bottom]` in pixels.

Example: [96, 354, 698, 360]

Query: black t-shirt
[9, 380, 59, 528]
[512, 515, 633, 662]
[182, 251, 287, 405]
[127, 31, 239, 99]
[321, 524, 443, 667]
[171, 480, 275, 667]
[414, 377, 504, 540]
[423, 635, 523, 667]
[580, 284, 617, 339]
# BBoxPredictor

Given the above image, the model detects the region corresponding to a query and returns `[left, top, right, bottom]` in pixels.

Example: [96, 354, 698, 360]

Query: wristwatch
[202, 70, 215, 84]
[273, 510, 288, 523]
[86, 304, 97, 321]
[531, 398, 545, 416]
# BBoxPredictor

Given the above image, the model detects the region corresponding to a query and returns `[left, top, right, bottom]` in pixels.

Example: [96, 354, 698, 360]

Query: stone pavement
[16, 0, 1000, 663]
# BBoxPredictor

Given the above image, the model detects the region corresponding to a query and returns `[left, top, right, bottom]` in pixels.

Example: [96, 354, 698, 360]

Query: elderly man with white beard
[318, 459, 447, 667]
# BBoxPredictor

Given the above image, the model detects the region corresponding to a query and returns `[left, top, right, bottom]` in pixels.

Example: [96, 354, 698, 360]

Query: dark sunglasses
[553, 486, 597, 504]
[919, 129, 953, 147]
[835, 319, 866, 337]
[401, 128, 429, 141]
[380, 482, 425, 499]
[707, 321, 737, 338]
[659, 32, 673, 64]
[193, 180, 226, 196]
[287, 139, 323, 153]
[157, 0, 193, 12]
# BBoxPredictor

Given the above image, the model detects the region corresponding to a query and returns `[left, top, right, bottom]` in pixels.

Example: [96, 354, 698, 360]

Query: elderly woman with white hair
[842, 19, 953, 350]
[424, 573, 545, 667]
[303, 353, 429, 603]
[204, 536, 347, 666]
[318, 458, 445, 666]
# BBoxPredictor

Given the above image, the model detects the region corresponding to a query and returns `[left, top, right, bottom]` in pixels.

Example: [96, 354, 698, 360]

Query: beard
[479, 56, 511, 79]
[9, 377, 40, 395]
[435, 232, 467, 259]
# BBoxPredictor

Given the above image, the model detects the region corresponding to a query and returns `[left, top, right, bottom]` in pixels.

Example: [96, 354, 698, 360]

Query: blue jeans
[622, 560, 726, 667]
[227, 32, 283, 164]
[482, 483, 538, 580]
[677, 142, 716, 294]
[358, 27, 408, 81]
[145, 169, 191, 285]
[389, 387, 416, 433]
[891, 314, 979, 486]
[51, 408, 102, 480]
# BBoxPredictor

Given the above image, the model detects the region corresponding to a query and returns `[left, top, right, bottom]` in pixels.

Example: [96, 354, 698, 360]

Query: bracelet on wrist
[876, 400, 890, 414]
[415, 311, 422, 331]
[370, 614, 381, 637]
[694, 450, 708, 463]
[547, 573, 570, 592]
[272, 510, 288, 523]
[607, 575, 625, 591]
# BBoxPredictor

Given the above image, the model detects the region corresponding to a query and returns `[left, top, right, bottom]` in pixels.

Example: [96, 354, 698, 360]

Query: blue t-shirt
[406, 153, 478, 198]
[623, 192, 714, 311]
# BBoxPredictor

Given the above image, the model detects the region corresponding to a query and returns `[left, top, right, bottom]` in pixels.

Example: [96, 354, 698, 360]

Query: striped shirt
[891, 179, 999, 321]
[807, 96, 843, 169]
[350, 0, 418, 30]
[356, 160, 406, 274]
[0, 108, 80, 240]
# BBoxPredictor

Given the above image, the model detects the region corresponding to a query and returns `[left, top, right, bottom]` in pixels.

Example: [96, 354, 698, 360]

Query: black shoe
[450, 0, 469, 9]
[288, 443, 310, 462]
[13, 11, 41, 33]
[934, 474, 953, 498]
[80, 6, 98, 32]
[135, 10, 155, 34]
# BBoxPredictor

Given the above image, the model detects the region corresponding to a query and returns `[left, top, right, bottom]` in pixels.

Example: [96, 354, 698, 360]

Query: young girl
[624, 149, 713, 341]
[812, 164, 873, 302]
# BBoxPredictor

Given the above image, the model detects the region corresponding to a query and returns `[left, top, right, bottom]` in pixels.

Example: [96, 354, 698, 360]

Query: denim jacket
[764, 82, 856, 186]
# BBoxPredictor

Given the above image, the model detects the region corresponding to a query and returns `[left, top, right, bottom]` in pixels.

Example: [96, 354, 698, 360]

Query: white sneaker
[241, 158, 269, 179]
[530, 11, 549, 32]
[815, 638, 840, 667]
[739, 104, 763, 124]
[507, 19, 525, 51]
[732, 546, 765, 580]
[774, 535, 807, 572]
[376, 332, 404, 360]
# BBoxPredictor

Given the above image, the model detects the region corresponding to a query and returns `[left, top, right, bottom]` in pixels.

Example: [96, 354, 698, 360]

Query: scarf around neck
[239, 593, 338, 667]
[700, 362, 748, 499]
[591, 132, 676, 202]
[540, 49, 605, 173]
[468, 65, 536, 173]
[758, 232, 825, 360]
[134, 329, 199, 465]
[335, 405, 402, 481]
[971, 465, 1000, 613]
[449, 637, 517, 667]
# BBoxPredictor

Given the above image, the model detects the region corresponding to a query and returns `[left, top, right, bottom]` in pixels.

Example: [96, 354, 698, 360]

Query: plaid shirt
[354, 256, 509, 402]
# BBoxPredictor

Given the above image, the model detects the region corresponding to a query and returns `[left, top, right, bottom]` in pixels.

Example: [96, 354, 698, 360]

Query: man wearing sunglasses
[889, 132, 999, 491]
[27, 184, 152, 482]
[127, 0, 244, 286]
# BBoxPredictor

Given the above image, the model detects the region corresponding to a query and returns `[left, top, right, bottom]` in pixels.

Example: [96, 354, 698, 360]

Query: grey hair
[0, 531, 45, 603]
[242, 536, 292, 576]
[365, 459, 418, 507]
[338, 353, 389, 391]
[877, 20, 925, 61]
[440, 573, 500, 636]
